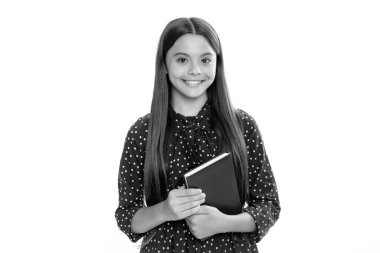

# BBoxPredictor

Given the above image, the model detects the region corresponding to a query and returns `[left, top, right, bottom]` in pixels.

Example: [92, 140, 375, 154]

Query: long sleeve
[238, 109, 281, 243]
[115, 116, 149, 242]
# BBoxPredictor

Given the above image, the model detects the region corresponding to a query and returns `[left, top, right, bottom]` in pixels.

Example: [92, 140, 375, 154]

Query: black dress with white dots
[115, 100, 280, 253]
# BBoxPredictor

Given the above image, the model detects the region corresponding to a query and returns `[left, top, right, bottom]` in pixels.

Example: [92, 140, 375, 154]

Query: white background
[1, 0, 379, 252]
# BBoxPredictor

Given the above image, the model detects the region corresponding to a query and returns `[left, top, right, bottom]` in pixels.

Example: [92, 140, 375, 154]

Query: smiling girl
[115, 17, 280, 252]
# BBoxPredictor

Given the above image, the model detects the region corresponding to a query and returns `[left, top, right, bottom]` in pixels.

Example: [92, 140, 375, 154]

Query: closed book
[183, 153, 242, 215]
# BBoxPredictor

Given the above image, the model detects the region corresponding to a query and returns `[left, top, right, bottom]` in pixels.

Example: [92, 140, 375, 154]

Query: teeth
[184, 80, 202, 85]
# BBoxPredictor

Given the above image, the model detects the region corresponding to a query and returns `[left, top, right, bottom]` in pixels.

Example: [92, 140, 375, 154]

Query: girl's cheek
[203, 67, 216, 77]
[172, 66, 188, 76]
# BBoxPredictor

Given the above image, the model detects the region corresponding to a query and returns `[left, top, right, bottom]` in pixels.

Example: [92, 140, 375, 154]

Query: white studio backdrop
[0, 0, 379, 252]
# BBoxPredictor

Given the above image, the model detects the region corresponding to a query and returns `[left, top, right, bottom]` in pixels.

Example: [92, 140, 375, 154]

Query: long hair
[144, 17, 249, 206]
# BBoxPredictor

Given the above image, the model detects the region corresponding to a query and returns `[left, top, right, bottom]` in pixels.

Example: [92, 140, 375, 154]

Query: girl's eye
[177, 58, 187, 63]
[202, 58, 211, 64]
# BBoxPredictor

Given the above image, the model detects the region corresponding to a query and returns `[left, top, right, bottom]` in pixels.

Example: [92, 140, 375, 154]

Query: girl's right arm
[131, 188, 206, 234]
[115, 117, 205, 239]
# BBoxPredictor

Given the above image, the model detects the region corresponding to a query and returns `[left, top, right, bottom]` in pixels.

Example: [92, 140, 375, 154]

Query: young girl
[115, 17, 280, 253]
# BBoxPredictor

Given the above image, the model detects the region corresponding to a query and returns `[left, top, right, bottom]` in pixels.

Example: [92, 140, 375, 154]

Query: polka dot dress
[115, 101, 280, 253]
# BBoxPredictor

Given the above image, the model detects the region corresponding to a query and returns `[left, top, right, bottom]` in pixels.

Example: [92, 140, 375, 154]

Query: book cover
[183, 153, 242, 215]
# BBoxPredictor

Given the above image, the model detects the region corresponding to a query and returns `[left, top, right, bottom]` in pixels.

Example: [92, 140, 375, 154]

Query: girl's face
[165, 34, 217, 103]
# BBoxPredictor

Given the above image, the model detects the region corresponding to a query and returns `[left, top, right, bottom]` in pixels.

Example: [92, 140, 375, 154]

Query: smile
[183, 80, 204, 86]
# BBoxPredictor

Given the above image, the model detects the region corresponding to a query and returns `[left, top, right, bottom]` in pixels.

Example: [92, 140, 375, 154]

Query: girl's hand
[185, 205, 227, 240]
[162, 188, 206, 222]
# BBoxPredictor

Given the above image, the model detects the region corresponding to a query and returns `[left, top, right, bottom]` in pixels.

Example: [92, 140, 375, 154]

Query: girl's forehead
[169, 34, 216, 56]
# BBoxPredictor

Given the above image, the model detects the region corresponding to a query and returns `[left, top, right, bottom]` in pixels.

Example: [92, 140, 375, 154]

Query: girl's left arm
[239, 109, 281, 243]
[186, 110, 280, 241]
[186, 205, 256, 240]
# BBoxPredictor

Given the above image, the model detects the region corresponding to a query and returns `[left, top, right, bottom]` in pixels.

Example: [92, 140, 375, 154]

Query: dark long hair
[144, 17, 249, 206]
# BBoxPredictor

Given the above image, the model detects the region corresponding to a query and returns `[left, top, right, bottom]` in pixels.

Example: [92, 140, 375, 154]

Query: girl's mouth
[183, 80, 204, 86]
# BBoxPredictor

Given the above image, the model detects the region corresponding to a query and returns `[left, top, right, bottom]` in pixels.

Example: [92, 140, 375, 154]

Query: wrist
[219, 213, 232, 233]
[156, 201, 168, 223]
[222, 212, 256, 233]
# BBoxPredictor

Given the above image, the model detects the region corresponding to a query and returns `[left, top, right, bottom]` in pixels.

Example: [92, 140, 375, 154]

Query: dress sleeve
[237, 109, 281, 243]
[115, 117, 148, 242]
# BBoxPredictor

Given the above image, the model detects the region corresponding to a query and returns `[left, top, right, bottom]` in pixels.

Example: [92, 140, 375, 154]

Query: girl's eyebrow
[173, 52, 214, 57]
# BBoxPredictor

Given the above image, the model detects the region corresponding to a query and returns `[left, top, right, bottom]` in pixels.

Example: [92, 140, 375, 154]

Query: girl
[115, 17, 280, 253]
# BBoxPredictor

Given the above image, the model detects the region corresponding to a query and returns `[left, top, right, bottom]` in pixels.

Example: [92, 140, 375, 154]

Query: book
[183, 152, 242, 215]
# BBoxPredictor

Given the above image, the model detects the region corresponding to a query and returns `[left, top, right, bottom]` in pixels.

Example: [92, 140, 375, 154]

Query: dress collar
[168, 100, 214, 128]
[167, 100, 215, 166]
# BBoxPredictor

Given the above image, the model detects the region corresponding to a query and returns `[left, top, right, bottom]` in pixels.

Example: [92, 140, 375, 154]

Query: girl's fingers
[181, 204, 201, 219]
[179, 193, 206, 205]
[173, 188, 202, 197]
[179, 198, 205, 213]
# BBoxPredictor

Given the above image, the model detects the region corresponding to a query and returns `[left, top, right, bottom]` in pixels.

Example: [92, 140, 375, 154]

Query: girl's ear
[164, 63, 168, 74]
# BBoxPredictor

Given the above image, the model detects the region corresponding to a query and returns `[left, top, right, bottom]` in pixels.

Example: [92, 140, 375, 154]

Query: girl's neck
[171, 95, 208, 117]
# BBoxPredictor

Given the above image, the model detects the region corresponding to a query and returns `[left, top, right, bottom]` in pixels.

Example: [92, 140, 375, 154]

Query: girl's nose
[188, 63, 201, 75]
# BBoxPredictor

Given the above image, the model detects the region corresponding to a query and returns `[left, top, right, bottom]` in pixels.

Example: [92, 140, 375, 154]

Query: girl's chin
[172, 88, 208, 101]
